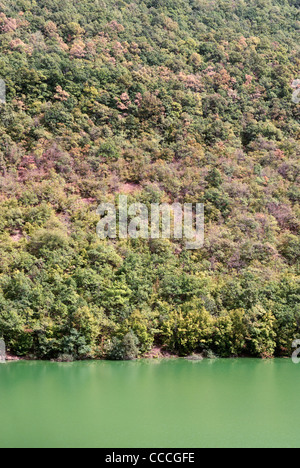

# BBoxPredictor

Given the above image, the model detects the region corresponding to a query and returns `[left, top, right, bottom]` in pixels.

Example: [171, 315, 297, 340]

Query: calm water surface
[0, 358, 299, 448]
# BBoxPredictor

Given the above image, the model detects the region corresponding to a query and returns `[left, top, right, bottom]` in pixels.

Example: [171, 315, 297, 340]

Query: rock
[6, 354, 20, 361]
[184, 354, 203, 361]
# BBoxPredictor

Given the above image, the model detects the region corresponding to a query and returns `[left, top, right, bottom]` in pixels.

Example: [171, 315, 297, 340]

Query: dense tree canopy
[0, 0, 299, 359]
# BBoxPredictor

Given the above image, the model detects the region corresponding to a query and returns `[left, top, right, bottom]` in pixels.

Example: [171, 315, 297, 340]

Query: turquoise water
[0, 358, 299, 448]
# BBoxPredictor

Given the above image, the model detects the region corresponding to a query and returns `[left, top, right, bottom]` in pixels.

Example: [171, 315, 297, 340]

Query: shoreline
[2, 352, 290, 363]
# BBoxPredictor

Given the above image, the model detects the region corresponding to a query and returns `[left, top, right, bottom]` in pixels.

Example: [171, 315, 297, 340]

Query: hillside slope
[0, 0, 299, 359]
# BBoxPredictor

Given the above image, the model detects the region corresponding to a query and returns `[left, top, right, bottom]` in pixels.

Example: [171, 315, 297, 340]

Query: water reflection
[0, 358, 299, 448]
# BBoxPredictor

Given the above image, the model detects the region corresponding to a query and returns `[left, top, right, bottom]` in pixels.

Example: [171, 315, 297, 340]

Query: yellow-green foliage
[162, 301, 214, 355]
[246, 306, 277, 358]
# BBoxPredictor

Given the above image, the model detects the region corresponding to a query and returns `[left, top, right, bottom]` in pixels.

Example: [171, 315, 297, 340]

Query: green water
[0, 358, 299, 448]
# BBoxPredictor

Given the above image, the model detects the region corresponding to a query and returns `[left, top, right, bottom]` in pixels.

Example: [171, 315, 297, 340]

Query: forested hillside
[0, 0, 299, 360]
